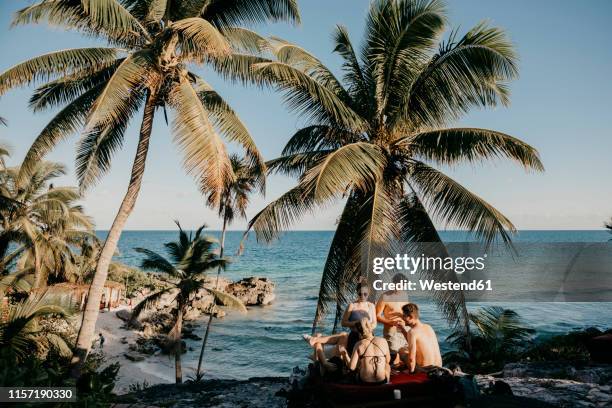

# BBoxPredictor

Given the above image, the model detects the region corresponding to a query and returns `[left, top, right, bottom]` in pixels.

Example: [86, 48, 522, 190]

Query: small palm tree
[0, 291, 73, 363]
[0, 0, 298, 370]
[241, 0, 544, 335]
[130, 222, 246, 384]
[0, 161, 93, 287]
[195, 154, 263, 379]
[445, 306, 534, 372]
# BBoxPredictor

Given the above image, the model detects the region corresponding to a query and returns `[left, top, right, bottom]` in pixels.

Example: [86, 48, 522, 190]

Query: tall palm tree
[0, 0, 299, 370]
[242, 0, 544, 335]
[0, 161, 93, 287]
[130, 222, 245, 384]
[195, 154, 262, 379]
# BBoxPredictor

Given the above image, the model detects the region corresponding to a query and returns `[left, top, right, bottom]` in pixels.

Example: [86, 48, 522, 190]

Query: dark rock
[116, 309, 132, 321]
[124, 352, 145, 362]
[588, 334, 612, 363]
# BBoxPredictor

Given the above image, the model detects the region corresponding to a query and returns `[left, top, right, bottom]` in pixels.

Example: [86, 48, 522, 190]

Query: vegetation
[605, 218, 612, 240]
[241, 0, 543, 334]
[0, 157, 95, 289]
[0, 0, 298, 371]
[0, 291, 72, 362]
[445, 306, 535, 373]
[130, 222, 246, 384]
[196, 154, 263, 379]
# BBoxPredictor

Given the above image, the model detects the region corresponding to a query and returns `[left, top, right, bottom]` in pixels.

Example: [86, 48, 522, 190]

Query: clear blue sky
[0, 0, 611, 231]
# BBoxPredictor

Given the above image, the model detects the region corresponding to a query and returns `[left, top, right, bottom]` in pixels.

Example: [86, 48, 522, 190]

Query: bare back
[408, 323, 442, 368]
[351, 337, 390, 383]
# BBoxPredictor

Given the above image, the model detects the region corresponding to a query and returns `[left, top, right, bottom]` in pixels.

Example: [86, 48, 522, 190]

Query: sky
[0, 0, 611, 231]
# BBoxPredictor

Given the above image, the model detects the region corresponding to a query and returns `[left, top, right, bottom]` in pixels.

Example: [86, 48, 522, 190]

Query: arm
[407, 331, 417, 373]
[341, 303, 356, 328]
[348, 344, 360, 371]
[369, 302, 377, 329]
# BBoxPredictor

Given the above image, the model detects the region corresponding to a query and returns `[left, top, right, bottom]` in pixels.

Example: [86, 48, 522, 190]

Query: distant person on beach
[396, 303, 442, 373]
[376, 273, 409, 366]
[98, 332, 105, 349]
[341, 317, 390, 384]
[302, 283, 377, 375]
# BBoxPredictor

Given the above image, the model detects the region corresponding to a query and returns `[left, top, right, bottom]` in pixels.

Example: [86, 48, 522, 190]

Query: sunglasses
[359, 292, 369, 297]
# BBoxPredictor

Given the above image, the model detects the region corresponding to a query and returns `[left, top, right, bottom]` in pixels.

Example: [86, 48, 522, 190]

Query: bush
[0, 348, 120, 407]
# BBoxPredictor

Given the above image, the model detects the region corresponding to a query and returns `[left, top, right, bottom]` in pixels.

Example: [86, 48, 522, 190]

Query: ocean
[103, 230, 612, 381]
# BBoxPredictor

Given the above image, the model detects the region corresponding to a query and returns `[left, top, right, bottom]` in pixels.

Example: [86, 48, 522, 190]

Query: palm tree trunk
[70, 91, 157, 376]
[195, 213, 227, 379]
[32, 245, 46, 289]
[174, 308, 184, 384]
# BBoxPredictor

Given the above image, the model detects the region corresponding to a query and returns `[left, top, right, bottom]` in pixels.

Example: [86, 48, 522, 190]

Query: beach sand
[94, 305, 175, 393]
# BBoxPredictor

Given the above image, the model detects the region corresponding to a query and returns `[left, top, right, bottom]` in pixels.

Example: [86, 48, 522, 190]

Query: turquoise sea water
[104, 230, 612, 380]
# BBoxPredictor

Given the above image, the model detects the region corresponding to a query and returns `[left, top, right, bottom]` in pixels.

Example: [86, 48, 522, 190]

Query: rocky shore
[476, 362, 612, 407]
[114, 362, 612, 408]
[94, 276, 275, 392]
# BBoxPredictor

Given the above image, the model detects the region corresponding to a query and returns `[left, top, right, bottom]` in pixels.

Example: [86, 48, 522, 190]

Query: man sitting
[396, 303, 442, 373]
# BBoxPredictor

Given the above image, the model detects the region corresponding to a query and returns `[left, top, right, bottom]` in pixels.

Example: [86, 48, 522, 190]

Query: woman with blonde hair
[341, 317, 391, 384]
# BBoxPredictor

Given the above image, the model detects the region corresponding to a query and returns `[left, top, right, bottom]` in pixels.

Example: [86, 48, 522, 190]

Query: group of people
[303, 276, 442, 385]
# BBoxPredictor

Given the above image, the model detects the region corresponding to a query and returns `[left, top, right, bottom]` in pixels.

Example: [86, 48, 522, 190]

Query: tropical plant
[445, 306, 534, 372]
[605, 218, 612, 240]
[240, 0, 544, 335]
[0, 160, 93, 287]
[195, 154, 263, 379]
[130, 222, 246, 383]
[0, 0, 299, 370]
[0, 291, 73, 363]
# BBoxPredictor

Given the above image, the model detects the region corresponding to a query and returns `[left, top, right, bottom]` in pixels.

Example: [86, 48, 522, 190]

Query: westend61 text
[372, 279, 493, 292]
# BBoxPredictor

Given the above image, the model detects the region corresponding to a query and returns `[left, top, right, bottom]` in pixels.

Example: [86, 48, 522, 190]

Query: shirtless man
[375, 274, 408, 365]
[397, 303, 442, 373]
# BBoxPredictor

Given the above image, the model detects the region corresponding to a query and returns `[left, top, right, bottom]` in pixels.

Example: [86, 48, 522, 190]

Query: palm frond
[173, 17, 230, 63]
[302, 142, 386, 201]
[402, 127, 544, 170]
[247, 182, 316, 243]
[409, 161, 515, 245]
[0, 48, 119, 97]
[18, 84, 105, 184]
[169, 75, 232, 206]
[192, 76, 265, 171]
[404, 21, 518, 128]
[134, 247, 177, 275]
[200, 0, 300, 28]
[84, 50, 156, 132]
[252, 61, 366, 132]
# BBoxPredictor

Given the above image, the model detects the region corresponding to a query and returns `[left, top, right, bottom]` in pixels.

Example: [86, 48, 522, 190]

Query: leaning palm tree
[195, 154, 262, 379]
[130, 222, 245, 384]
[0, 0, 299, 369]
[241, 0, 544, 335]
[0, 291, 73, 363]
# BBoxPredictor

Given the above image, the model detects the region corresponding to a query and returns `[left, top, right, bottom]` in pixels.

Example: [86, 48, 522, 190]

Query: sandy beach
[94, 306, 175, 393]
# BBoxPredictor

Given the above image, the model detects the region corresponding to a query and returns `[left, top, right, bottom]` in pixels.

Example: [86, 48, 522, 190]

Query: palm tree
[195, 154, 262, 379]
[242, 0, 544, 335]
[130, 222, 245, 383]
[0, 0, 299, 369]
[0, 161, 93, 287]
[0, 291, 73, 363]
